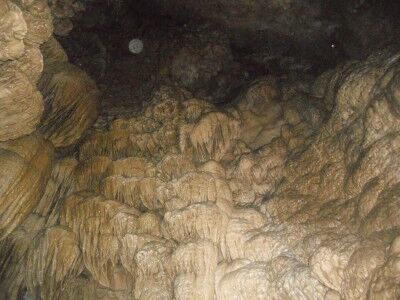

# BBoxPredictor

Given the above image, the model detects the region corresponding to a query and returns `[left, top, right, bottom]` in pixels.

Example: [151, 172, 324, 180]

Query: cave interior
[1, 0, 400, 299]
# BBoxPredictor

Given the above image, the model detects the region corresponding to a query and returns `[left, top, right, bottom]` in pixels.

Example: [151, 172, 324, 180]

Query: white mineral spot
[129, 39, 144, 54]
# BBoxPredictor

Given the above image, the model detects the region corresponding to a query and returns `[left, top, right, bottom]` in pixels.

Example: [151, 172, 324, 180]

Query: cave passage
[1, 0, 400, 299]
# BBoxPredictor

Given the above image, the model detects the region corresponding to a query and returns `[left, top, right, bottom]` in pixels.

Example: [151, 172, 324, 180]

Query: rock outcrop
[0, 133, 53, 240]
[0, 2, 99, 299]
[1, 0, 400, 298]
[0, 63, 44, 141]
[39, 61, 100, 148]
[3, 48, 399, 298]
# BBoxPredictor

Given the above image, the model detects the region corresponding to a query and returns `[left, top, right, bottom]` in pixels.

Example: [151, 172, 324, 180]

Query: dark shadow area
[57, 0, 400, 115]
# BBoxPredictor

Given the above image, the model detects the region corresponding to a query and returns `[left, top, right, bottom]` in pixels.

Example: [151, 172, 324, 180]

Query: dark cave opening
[56, 0, 400, 117]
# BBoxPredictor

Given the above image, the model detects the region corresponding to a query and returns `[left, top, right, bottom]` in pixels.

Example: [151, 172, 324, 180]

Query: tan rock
[310, 235, 360, 291]
[0, 64, 43, 141]
[26, 226, 83, 300]
[180, 111, 240, 162]
[0, 214, 44, 299]
[133, 239, 174, 299]
[108, 157, 155, 179]
[16, 0, 53, 46]
[367, 236, 400, 299]
[235, 77, 283, 149]
[157, 153, 196, 181]
[163, 203, 229, 244]
[0, 1, 27, 61]
[0, 133, 53, 240]
[216, 257, 330, 300]
[39, 63, 100, 147]
[5, 45, 43, 84]
[2, 49, 400, 299]
[35, 157, 78, 226]
[75, 156, 112, 192]
[60, 192, 138, 290]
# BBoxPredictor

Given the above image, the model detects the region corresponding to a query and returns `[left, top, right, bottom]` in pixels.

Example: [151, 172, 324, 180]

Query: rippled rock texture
[2, 51, 400, 298]
[1, 0, 400, 299]
[0, 1, 99, 298]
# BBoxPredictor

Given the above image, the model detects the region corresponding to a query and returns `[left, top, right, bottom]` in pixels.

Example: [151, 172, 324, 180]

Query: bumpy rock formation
[0, 63, 44, 141]
[0, 0, 98, 147]
[14, 0, 53, 46]
[0, 1, 27, 61]
[0, 214, 45, 299]
[35, 33, 100, 148]
[2, 48, 399, 298]
[39, 61, 100, 148]
[0, 1, 99, 298]
[0, 133, 53, 240]
[48, 0, 85, 36]
[1, 0, 400, 299]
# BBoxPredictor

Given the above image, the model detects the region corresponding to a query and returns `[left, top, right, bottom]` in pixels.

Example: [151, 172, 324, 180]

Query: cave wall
[130, 0, 400, 63]
[0, 1, 100, 297]
[0, 0, 400, 299]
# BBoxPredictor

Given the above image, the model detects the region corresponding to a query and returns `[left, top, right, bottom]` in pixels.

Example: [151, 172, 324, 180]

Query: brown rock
[26, 226, 84, 299]
[0, 1, 27, 61]
[0, 133, 53, 240]
[39, 63, 100, 147]
[0, 64, 43, 141]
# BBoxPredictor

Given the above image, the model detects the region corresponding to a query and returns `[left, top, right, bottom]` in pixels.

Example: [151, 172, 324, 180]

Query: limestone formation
[15, 0, 53, 46]
[233, 76, 284, 149]
[40, 36, 68, 70]
[39, 62, 100, 148]
[1, 1, 400, 298]
[0, 0, 64, 147]
[0, 64, 44, 141]
[0, 1, 27, 61]
[0, 133, 53, 240]
[48, 0, 85, 36]
[84, 52, 400, 298]
[25, 226, 83, 300]
[34, 157, 78, 226]
[0, 214, 44, 299]
[6, 45, 44, 85]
